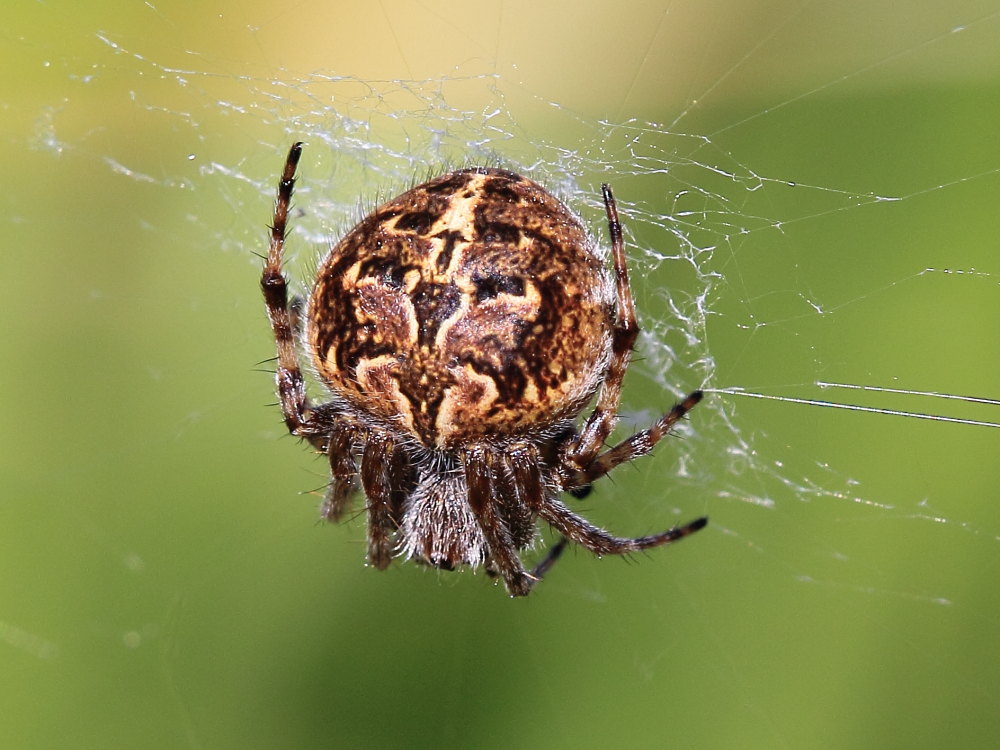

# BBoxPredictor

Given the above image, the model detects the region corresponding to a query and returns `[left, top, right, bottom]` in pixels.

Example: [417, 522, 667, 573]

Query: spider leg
[261, 142, 317, 437]
[539, 497, 707, 556]
[503, 444, 546, 549]
[464, 448, 533, 597]
[320, 426, 358, 522]
[571, 390, 703, 487]
[568, 183, 638, 468]
[529, 537, 569, 582]
[359, 432, 399, 569]
[506, 445, 568, 588]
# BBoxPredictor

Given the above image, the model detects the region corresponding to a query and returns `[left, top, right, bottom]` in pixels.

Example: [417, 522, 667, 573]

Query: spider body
[262, 143, 705, 596]
[306, 167, 611, 449]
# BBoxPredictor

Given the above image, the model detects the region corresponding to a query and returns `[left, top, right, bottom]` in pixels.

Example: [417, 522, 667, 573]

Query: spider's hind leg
[566, 182, 639, 469]
[261, 142, 316, 437]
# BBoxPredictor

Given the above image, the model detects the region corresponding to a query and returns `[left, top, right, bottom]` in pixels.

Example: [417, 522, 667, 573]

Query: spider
[261, 142, 706, 597]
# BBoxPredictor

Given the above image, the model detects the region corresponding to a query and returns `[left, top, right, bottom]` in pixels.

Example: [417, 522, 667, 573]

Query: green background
[2, 1, 999, 748]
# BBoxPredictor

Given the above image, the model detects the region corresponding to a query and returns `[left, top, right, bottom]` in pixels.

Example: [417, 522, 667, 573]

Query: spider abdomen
[306, 168, 614, 450]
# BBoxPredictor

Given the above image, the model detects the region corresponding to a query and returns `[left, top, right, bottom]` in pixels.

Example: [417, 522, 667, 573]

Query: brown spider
[261, 142, 706, 596]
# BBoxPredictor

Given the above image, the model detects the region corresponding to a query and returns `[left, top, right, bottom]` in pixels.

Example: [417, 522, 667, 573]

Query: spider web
[6, 1, 1000, 748]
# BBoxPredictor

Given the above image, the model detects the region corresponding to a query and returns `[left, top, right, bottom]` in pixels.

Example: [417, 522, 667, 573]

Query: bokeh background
[2, 1, 999, 748]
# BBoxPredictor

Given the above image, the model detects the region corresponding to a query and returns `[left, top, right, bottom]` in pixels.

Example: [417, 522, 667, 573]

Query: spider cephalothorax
[262, 142, 705, 596]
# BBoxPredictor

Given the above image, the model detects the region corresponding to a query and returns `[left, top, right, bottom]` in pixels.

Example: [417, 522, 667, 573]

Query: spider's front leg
[539, 497, 707, 556]
[320, 424, 358, 521]
[465, 447, 535, 597]
[360, 432, 400, 569]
